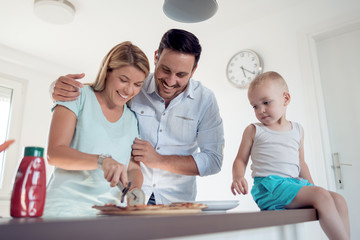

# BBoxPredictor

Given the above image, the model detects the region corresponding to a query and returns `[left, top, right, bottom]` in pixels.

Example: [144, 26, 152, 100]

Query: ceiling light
[163, 0, 218, 23]
[34, 0, 76, 24]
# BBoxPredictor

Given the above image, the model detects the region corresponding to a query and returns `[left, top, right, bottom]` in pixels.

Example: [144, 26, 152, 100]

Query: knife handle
[118, 181, 131, 203]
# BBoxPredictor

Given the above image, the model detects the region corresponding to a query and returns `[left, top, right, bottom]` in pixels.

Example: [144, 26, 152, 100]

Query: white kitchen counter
[0, 208, 318, 240]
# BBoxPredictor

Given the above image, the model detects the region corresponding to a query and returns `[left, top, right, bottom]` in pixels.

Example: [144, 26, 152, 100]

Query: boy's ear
[283, 92, 291, 106]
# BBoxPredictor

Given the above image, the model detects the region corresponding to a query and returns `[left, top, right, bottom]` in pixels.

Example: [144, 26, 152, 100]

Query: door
[316, 27, 360, 239]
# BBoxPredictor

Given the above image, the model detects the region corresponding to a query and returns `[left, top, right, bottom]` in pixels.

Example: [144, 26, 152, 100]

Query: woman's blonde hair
[89, 41, 150, 91]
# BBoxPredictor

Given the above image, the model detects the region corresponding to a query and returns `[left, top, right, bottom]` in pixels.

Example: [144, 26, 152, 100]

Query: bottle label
[10, 156, 46, 217]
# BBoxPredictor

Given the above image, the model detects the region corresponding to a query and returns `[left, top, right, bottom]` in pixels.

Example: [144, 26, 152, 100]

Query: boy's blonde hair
[249, 71, 289, 93]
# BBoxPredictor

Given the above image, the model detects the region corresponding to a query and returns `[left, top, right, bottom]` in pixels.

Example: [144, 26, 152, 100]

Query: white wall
[193, 1, 360, 239]
[1, 1, 360, 239]
[0, 44, 75, 217]
[195, 0, 360, 202]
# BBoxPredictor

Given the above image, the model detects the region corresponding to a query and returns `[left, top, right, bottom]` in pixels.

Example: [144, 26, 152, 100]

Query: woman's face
[104, 65, 146, 107]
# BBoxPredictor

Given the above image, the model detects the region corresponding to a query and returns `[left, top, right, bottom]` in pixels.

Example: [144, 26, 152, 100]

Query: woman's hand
[0, 139, 14, 153]
[101, 157, 128, 188]
[231, 177, 248, 195]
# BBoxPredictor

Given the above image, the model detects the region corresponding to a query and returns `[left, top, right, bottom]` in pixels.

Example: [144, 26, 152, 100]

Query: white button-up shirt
[129, 74, 224, 204]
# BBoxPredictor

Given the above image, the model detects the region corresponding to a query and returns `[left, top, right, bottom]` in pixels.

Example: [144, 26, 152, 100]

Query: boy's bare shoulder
[244, 124, 256, 132]
[243, 124, 256, 139]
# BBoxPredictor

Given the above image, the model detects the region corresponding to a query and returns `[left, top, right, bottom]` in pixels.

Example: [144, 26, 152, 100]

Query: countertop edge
[0, 208, 318, 240]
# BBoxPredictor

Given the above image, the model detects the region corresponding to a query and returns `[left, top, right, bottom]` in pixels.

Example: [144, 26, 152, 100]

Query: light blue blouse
[44, 85, 138, 218]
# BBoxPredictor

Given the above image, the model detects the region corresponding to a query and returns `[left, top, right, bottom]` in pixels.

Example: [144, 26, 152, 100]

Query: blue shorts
[251, 175, 314, 210]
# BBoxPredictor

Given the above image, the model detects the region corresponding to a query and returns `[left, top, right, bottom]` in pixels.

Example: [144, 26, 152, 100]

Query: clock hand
[240, 66, 246, 77]
[243, 67, 255, 74]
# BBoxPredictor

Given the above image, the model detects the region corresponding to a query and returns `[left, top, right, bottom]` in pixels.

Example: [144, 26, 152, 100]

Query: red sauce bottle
[10, 146, 46, 217]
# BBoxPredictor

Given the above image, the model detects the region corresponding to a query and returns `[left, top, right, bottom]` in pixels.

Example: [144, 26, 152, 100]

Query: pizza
[168, 202, 208, 209]
[93, 202, 208, 215]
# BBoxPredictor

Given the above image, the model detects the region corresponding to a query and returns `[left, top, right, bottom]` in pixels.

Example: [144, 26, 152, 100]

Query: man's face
[154, 48, 197, 105]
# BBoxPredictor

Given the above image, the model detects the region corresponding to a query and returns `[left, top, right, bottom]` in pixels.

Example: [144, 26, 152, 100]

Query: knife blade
[117, 181, 145, 206]
[117, 181, 131, 203]
[127, 188, 145, 206]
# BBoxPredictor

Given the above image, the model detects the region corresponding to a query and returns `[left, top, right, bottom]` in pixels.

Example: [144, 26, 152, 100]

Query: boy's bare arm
[298, 130, 314, 184]
[231, 124, 255, 195]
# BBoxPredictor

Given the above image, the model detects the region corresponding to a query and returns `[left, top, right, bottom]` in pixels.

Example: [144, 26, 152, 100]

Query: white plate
[193, 200, 239, 211]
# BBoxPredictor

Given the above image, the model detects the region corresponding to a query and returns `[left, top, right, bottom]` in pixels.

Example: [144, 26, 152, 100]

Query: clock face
[226, 49, 263, 88]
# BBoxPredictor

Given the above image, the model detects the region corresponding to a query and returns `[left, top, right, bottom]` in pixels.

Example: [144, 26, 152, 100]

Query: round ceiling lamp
[163, 0, 218, 23]
[34, 0, 76, 24]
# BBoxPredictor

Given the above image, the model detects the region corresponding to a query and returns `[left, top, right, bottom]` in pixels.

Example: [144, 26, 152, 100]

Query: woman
[45, 42, 150, 217]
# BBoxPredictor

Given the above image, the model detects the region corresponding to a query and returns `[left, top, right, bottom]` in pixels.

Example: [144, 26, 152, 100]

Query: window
[0, 86, 13, 183]
[0, 74, 25, 199]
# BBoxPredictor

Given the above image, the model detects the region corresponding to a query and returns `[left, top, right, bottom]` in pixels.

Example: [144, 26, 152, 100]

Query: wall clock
[226, 49, 263, 88]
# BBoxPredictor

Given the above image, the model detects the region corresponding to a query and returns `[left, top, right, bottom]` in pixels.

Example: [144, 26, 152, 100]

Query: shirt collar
[183, 79, 195, 99]
[146, 74, 157, 95]
[145, 74, 195, 100]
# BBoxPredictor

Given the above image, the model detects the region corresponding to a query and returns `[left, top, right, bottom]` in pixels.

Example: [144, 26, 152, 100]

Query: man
[51, 29, 224, 205]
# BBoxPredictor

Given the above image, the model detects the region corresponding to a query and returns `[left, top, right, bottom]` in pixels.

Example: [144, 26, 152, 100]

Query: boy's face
[248, 80, 290, 127]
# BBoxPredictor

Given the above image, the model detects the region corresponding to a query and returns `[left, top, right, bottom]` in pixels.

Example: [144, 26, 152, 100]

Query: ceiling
[0, 0, 303, 76]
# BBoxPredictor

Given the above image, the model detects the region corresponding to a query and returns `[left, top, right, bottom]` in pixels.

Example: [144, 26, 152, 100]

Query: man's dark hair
[158, 29, 202, 69]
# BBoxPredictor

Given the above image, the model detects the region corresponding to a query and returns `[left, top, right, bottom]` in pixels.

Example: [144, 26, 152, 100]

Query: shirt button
[161, 100, 164, 103]
[153, 184, 156, 187]
[159, 129, 162, 132]
[141, 111, 144, 114]
[162, 113, 166, 116]
[157, 147, 160, 150]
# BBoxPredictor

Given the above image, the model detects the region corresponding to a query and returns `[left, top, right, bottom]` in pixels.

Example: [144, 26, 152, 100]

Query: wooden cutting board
[93, 203, 207, 215]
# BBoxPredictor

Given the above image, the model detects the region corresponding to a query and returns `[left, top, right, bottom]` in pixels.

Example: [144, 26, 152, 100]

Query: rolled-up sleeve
[192, 94, 224, 176]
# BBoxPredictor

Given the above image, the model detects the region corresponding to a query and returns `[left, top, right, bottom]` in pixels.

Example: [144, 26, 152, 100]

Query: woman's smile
[116, 90, 129, 99]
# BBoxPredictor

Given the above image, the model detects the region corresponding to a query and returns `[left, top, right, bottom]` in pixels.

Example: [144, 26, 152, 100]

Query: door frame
[298, 16, 360, 191]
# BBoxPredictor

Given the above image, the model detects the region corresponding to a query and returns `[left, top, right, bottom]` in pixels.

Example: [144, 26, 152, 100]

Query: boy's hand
[231, 177, 248, 195]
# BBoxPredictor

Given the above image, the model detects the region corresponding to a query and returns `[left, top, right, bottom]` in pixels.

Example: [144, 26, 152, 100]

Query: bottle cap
[24, 147, 44, 157]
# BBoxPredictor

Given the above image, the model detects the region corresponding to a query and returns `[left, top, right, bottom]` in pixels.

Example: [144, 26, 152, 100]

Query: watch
[226, 49, 263, 88]
[98, 154, 111, 169]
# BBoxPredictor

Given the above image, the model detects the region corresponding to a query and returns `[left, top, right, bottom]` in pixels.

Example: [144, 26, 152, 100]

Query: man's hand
[132, 138, 199, 175]
[131, 138, 161, 169]
[52, 73, 85, 102]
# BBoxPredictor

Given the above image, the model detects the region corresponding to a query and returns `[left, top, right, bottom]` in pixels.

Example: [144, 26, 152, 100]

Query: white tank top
[250, 122, 303, 178]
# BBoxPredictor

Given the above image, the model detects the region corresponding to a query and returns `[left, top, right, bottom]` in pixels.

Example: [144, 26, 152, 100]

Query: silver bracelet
[98, 154, 111, 170]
